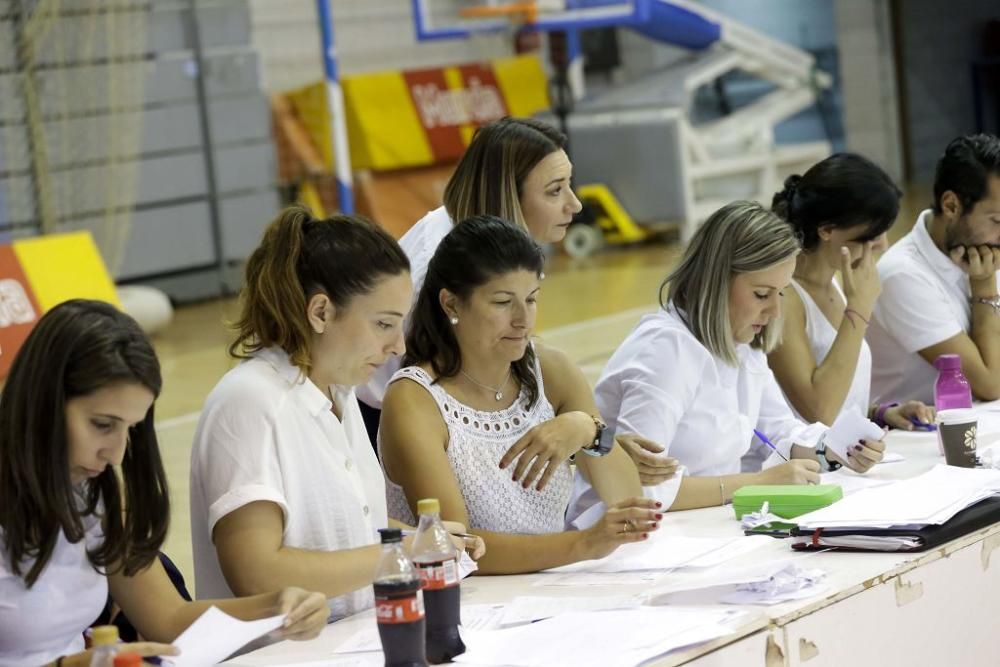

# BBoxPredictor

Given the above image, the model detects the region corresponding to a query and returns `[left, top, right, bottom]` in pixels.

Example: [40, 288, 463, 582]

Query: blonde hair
[442, 117, 566, 232]
[661, 201, 801, 365]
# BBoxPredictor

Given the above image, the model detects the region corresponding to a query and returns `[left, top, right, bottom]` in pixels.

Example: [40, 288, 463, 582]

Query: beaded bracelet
[874, 402, 898, 429]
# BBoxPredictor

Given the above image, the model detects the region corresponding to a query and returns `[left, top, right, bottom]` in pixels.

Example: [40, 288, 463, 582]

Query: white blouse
[358, 206, 454, 409]
[379, 362, 572, 535]
[0, 506, 108, 667]
[190, 347, 388, 620]
[567, 306, 825, 526]
[786, 279, 872, 419]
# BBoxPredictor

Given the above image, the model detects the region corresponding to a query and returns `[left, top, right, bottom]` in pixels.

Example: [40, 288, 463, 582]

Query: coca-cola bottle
[373, 528, 427, 667]
[411, 498, 465, 664]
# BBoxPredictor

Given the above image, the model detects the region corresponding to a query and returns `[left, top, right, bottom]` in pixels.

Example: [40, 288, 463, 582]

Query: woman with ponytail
[189, 207, 481, 621]
[767, 154, 933, 429]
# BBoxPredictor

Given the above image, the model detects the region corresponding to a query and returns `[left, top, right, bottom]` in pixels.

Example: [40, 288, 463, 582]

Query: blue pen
[753, 429, 789, 462]
[908, 416, 937, 431]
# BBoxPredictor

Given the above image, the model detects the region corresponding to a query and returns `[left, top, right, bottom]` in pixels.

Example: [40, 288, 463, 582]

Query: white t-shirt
[190, 347, 388, 620]
[785, 279, 872, 419]
[0, 507, 108, 667]
[566, 306, 825, 526]
[868, 210, 1000, 404]
[358, 206, 454, 409]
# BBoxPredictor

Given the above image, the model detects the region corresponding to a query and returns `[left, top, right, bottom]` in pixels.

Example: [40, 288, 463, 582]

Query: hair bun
[782, 174, 802, 199]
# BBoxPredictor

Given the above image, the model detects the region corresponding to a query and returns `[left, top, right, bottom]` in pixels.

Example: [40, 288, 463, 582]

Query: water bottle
[88, 626, 119, 667]
[373, 528, 427, 667]
[934, 354, 973, 411]
[411, 498, 465, 664]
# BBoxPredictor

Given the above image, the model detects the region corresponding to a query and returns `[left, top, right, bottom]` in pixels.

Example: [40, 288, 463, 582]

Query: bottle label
[375, 590, 425, 624]
[417, 558, 459, 590]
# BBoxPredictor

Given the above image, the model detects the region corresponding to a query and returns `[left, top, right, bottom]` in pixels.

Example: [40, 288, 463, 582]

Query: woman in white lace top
[379, 216, 662, 574]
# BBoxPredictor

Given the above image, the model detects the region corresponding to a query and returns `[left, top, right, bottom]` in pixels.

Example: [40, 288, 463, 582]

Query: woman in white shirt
[357, 117, 583, 435]
[379, 216, 660, 574]
[190, 207, 481, 621]
[767, 154, 934, 429]
[0, 300, 327, 667]
[568, 201, 888, 520]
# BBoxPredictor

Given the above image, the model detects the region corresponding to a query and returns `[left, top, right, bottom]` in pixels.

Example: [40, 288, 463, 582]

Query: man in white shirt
[869, 134, 1000, 404]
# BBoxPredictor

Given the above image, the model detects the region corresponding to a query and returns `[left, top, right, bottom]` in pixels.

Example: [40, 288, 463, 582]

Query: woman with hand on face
[768, 154, 934, 430]
[567, 202, 888, 523]
[0, 300, 328, 667]
[357, 117, 584, 437]
[379, 216, 660, 574]
[190, 208, 482, 623]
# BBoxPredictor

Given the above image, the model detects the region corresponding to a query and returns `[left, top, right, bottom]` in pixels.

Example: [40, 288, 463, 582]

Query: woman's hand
[827, 438, 886, 474]
[499, 411, 595, 491]
[616, 434, 680, 486]
[756, 459, 821, 485]
[841, 242, 882, 322]
[273, 587, 330, 640]
[883, 401, 936, 431]
[577, 497, 662, 561]
[60, 643, 179, 667]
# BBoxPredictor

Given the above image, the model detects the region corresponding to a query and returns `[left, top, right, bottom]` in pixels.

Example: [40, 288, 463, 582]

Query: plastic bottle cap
[934, 354, 962, 370]
[113, 654, 142, 667]
[417, 498, 440, 515]
[378, 527, 403, 543]
[90, 625, 120, 646]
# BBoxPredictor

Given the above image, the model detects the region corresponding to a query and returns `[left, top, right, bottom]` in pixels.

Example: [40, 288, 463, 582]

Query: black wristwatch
[815, 436, 841, 472]
[580, 415, 615, 457]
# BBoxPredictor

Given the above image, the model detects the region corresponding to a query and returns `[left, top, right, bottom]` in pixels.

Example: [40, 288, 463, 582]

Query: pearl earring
[450, 317, 459, 325]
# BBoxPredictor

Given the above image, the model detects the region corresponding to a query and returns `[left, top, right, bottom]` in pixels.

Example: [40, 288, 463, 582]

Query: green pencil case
[732, 484, 843, 520]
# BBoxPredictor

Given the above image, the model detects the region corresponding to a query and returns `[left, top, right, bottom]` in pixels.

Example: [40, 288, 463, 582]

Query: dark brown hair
[933, 133, 1000, 215]
[0, 299, 168, 587]
[229, 206, 410, 374]
[772, 153, 901, 251]
[405, 215, 546, 406]
[443, 117, 567, 232]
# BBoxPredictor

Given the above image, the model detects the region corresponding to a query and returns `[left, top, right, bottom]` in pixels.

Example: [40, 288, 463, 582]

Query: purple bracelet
[874, 402, 898, 429]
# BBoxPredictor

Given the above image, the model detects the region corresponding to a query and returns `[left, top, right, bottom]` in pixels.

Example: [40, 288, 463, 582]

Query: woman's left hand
[883, 401, 936, 431]
[829, 438, 886, 473]
[498, 411, 595, 491]
[274, 587, 330, 640]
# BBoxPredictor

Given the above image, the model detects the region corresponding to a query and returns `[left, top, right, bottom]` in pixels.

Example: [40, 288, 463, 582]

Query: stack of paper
[796, 464, 1000, 530]
[645, 558, 828, 606]
[454, 607, 747, 667]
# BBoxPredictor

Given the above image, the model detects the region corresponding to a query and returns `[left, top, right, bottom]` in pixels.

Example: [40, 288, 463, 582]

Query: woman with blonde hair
[357, 116, 583, 431]
[567, 201, 887, 523]
[190, 207, 481, 622]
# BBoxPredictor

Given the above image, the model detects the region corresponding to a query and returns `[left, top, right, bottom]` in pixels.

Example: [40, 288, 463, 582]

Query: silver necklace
[460, 366, 512, 401]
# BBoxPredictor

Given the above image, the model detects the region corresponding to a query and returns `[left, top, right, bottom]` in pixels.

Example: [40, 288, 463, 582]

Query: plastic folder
[790, 496, 1000, 552]
[732, 484, 843, 520]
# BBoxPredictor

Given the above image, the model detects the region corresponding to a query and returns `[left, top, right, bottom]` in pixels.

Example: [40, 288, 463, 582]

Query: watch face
[599, 426, 616, 453]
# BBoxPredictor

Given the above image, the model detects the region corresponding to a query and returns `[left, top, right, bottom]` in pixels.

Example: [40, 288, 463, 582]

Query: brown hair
[443, 117, 567, 231]
[229, 206, 410, 374]
[0, 300, 168, 587]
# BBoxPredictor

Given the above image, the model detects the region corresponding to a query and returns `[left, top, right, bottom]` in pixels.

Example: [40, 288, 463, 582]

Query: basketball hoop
[459, 2, 540, 28]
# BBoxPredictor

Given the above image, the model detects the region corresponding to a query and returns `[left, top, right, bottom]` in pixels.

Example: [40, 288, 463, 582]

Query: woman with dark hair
[357, 116, 583, 434]
[0, 300, 328, 667]
[379, 216, 659, 574]
[190, 207, 481, 621]
[768, 153, 933, 428]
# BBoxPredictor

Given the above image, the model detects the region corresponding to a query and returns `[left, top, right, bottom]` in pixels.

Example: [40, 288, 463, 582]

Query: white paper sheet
[820, 470, 895, 496]
[879, 452, 905, 464]
[540, 534, 769, 575]
[454, 607, 740, 667]
[824, 407, 886, 461]
[498, 595, 640, 627]
[161, 607, 285, 667]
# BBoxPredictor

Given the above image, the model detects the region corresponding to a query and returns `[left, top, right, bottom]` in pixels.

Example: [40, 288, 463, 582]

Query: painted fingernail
[652, 523, 659, 529]
[655, 502, 663, 508]
[854, 445, 863, 451]
[655, 513, 663, 520]
[642, 533, 649, 539]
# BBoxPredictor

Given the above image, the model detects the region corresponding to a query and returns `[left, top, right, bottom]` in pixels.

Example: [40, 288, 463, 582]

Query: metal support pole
[316, 0, 354, 214]
[187, 0, 228, 294]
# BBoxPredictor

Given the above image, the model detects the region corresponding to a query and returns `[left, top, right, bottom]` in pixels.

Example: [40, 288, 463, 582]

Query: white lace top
[380, 360, 573, 534]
